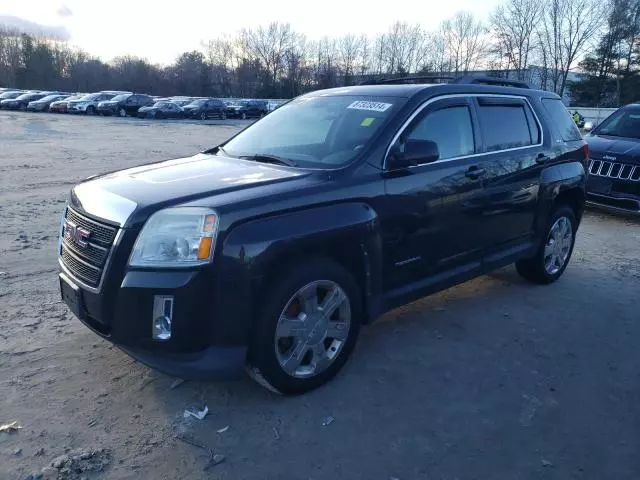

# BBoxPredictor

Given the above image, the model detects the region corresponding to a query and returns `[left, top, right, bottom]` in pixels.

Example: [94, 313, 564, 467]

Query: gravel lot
[1, 111, 639, 480]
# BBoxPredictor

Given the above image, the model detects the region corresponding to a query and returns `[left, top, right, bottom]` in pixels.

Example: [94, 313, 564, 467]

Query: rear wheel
[248, 259, 362, 395]
[516, 205, 577, 284]
[220, 111, 226, 120]
[19, 104, 27, 111]
[200, 112, 207, 121]
[119, 108, 126, 117]
[241, 112, 247, 120]
[86, 106, 95, 116]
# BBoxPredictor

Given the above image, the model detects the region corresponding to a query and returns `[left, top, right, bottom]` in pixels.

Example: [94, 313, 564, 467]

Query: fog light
[152, 295, 173, 341]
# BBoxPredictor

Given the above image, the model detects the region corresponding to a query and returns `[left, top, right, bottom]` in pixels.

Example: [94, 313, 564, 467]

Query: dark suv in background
[182, 98, 227, 120]
[225, 99, 268, 119]
[58, 76, 587, 395]
[584, 104, 640, 214]
[97, 93, 154, 117]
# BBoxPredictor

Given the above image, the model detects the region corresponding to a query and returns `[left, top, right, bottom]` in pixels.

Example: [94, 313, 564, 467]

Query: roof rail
[452, 75, 530, 89]
[358, 75, 455, 86]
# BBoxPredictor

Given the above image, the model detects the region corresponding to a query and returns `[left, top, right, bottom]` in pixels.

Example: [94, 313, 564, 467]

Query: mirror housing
[583, 121, 594, 132]
[387, 139, 440, 169]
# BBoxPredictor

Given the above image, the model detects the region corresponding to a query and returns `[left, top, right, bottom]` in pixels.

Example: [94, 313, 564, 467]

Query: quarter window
[541, 98, 583, 141]
[404, 106, 475, 160]
[477, 103, 535, 151]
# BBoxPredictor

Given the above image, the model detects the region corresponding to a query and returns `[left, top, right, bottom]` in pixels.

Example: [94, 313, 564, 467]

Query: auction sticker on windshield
[347, 101, 392, 112]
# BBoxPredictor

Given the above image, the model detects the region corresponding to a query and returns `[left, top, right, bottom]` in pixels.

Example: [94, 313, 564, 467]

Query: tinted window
[542, 98, 581, 141]
[478, 103, 534, 151]
[406, 106, 475, 160]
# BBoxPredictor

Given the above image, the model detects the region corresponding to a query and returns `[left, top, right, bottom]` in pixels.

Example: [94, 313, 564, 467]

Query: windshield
[221, 95, 401, 168]
[594, 107, 640, 139]
[153, 102, 169, 108]
[0, 91, 22, 99]
[16, 93, 41, 100]
[186, 99, 207, 107]
[79, 93, 104, 101]
[39, 94, 63, 102]
[110, 94, 130, 102]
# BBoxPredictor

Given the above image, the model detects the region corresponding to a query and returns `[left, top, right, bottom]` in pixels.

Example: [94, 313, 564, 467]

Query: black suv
[58, 77, 588, 394]
[182, 98, 227, 120]
[97, 93, 154, 117]
[225, 99, 268, 119]
[584, 104, 640, 214]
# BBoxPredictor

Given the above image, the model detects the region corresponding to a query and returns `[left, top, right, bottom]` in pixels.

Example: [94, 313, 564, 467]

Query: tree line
[0, 0, 638, 106]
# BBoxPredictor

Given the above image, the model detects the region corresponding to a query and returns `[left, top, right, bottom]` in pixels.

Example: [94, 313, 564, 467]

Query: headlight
[129, 207, 219, 268]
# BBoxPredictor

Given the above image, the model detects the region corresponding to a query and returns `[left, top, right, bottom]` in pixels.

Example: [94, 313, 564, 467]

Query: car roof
[302, 82, 559, 101]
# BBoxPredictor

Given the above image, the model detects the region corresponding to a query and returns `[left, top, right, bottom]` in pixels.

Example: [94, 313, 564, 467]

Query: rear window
[542, 98, 582, 141]
[478, 103, 536, 151]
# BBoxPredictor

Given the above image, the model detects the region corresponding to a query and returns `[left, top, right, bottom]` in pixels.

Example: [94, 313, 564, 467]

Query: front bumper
[59, 251, 252, 379]
[586, 175, 640, 214]
[68, 104, 89, 113]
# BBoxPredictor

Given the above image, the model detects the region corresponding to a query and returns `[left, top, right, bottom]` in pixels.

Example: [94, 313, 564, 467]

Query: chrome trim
[383, 93, 545, 170]
[58, 227, 124, 294]
[588, 159, 640, 181]
[71, 183, 137, 226]
[395, 256, 422, 266]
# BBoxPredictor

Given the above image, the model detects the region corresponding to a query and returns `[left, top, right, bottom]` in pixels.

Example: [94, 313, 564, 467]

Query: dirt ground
[1, 111, 639, 480]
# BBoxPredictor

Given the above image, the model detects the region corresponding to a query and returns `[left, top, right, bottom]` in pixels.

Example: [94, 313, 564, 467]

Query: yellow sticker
[361, 117, 375, 127]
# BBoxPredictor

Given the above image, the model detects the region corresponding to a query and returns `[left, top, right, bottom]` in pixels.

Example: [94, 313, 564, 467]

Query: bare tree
[240, 22, 295, 88]
[357, 34, 371, 76]
[490, 0, 542, 79]
[537, 0, 605, 96]
[442, 12, 490, 74]
[338, 34, 360, 84]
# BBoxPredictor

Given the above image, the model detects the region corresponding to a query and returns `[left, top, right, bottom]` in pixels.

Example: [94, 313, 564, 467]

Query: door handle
[536, 153, 551, 164]
[465, 165, 486, 179]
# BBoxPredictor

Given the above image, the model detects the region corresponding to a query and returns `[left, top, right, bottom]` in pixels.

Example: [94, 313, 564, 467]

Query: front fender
[212, 203, 382, 342]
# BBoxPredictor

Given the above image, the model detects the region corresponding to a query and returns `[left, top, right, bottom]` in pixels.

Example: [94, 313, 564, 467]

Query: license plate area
[60, 273, 86, 320]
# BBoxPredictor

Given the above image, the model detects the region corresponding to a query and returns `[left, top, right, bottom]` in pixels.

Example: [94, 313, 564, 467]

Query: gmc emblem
[63, 220, 91, 248]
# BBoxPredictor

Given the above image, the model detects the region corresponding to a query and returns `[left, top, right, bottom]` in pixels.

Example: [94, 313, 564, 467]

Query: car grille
[589, 159, 640, 181]
[59, 207, 118, 288]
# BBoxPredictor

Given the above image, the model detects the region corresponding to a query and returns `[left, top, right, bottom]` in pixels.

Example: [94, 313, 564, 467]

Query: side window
[477, 101, 535, 151]
[404, 105, 475, 160]
[541, 98, 582, 142]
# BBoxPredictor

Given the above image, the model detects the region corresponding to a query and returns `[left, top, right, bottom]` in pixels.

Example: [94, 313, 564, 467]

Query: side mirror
[387, 139, 440, 169]
[583, 122, 593, 132]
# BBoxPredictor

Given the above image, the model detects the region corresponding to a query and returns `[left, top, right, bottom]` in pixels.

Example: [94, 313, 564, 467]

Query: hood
[69, 153, 307, 226]
[586, 134, 640, 165]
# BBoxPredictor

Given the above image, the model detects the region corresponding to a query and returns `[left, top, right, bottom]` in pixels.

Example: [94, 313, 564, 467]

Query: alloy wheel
[274, 280, 351, 379]
[544, 216, 573, 275]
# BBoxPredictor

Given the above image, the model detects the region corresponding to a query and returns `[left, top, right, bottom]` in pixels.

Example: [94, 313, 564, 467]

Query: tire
[220, 111, 226, 120]
[248, 258, 362, 395]
[516, 205, 577, 284]
[119, 108, 126, 117]
[19, 104, 26, 111]
[155, 111, 163, 119]
[200, 112, 207, 121]
[241, 112, 247, 120]
[86, 106, 95, 116]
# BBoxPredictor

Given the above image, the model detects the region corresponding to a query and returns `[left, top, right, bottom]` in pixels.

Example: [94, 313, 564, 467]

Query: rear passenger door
[470, 96, 545, 254]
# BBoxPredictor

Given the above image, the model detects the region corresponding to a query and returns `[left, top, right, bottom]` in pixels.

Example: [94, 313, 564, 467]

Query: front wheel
[119, 108, 126, 117]
[220, 111, 226, 120]
[86, 106, 95, 116]
[200, 112, 207, 121]
[516, 205, 577, 284]
[248, 259, 362, 395]
[241, 112, 247, 120]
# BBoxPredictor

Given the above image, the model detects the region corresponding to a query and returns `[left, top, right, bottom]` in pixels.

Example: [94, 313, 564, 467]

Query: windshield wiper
[239, 154, 297, 167]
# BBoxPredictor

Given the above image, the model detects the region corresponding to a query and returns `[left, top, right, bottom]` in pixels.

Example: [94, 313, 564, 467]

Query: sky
[1, 0, 503, 65]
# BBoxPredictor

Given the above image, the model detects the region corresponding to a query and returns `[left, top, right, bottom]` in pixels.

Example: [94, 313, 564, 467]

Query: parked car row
[0, 87, 280, 121]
